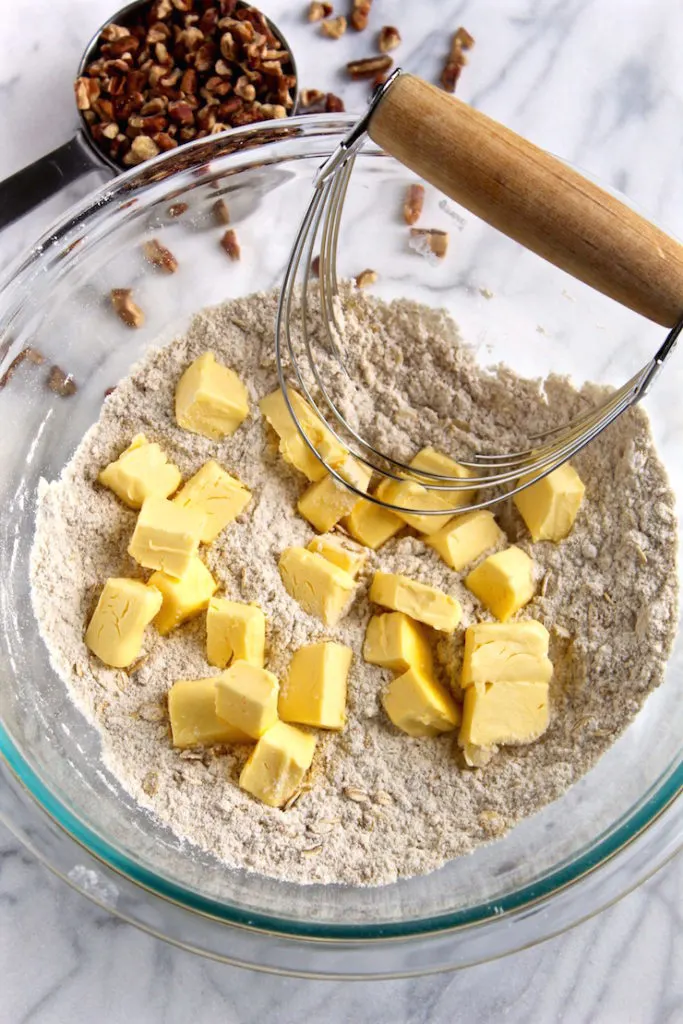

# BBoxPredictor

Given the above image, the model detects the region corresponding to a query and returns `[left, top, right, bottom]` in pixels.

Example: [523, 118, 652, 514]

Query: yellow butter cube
[363, 612, 434, 675]
[149, 557, 217, 636]
[206, 598, 266, 669]
[514, 463, 586, 542]
[465, 546, 536, 622]
[85, 578, 162, 668]
[461, 620, 552, 687]
[410, 447, 476, 507]
[259, 388, 347, 481]
[128, 496, 206, 578]
[279, 641, 352, 730]
[375, 479, 455, 536]
[175, 351, 249, 440]
[215, 661, 279, 739]
[173, 460, 251, 544]
[298, 458, 372, 533]
[168, 677, 250, 748]
[307, 533, 367, 577]
[370, 571, 461, 632]
[459, 680, 549, 748]
[98, 434, 182, 509]
[383, 666, 460, 738]
[345, 495, 404, 549]
[239, 721, 317, 808]
[279, 547, 356, 626]
[426, 510, 504, 571]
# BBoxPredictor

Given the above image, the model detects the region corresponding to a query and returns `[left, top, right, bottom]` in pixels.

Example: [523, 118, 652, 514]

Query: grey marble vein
[0, 0, 681, 1021]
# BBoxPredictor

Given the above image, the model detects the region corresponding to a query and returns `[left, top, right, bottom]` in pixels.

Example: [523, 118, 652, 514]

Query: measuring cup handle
[369, 73, 683, 328]
[0, 134, 109, 231]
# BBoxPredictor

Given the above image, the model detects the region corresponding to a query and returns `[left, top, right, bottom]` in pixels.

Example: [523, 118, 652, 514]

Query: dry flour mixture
[30, 288, 678, 886]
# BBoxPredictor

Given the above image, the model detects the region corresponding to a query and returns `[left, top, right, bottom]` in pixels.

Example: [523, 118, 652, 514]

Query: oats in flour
[29, 287, 678, 887]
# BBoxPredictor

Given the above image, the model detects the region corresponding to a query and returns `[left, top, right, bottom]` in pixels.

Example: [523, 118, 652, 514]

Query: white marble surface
[0, 0, 682, 1019]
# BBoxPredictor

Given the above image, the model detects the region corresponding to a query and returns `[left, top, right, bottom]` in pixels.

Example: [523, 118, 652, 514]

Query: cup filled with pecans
[0, 0, 298, 229]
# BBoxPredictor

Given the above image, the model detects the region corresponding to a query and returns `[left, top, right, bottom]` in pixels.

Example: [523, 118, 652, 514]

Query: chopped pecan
[403, 184, 425, 226]
[0, 347, 45, 390]
[410, 228, 449, 259]
[167, 201, 188, 217]
[213, 198, 231, 224]
[301, 88, 325, 108]
[346, 54, 392, 79]
[220, 228, 241, 260]
[111, 288, 145, 327]
[320, 16, 347, 39]
[143, 238, 178, 273]
[350, 0, 372, 31]
[308, 1, 333, 21]
[47, 366, 77, 397]
[441, 26, 474, 93]
[355, 268, 377, 288]
[378, 25, 400, 52]
[123, 134, 160, 164]
[311, 255, 320, 277]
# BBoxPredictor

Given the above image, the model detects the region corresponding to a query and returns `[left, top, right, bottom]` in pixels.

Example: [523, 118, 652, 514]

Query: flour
[29, 287, 678, 886]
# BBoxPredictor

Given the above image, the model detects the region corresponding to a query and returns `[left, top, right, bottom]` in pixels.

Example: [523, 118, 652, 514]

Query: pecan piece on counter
[410, 228, 449, 259]
[403, 184, 425, 226]
[220, 229, 241, 260]
[111, 288, 145, 328]
[308, 1, 333, 21]
[213, 199, 231, 225]
[378, 25, 400, 52]
[346, 55, 392, 80]
[441, 26, 475, 93]
[321, 16, 347, 39]
[350, 0, 373, 32]
[47, 365, 77, 397]
[355, 268, 378, 288]
[142, 238, 178, 273]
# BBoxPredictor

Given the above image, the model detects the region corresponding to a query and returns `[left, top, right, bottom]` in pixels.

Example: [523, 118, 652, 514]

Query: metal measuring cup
[0, 0, 298, 230]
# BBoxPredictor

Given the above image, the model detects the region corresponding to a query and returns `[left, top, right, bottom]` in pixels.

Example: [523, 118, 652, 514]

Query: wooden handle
[369, 74, 683, 327]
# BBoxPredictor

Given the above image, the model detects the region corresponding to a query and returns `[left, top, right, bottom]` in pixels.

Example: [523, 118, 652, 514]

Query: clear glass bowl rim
[0, 114, 680, 951]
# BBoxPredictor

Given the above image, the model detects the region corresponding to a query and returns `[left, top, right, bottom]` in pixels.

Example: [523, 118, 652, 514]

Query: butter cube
[239, 721, 317, 808]
[206, 598, 266, 669]
[259, 388, 347, 481]
[426, 510, 504, 571]
[175, 352, 249, 440]
[383, 667, 460, 738]
[85, 578, 162, 668]
[345, 495, 403, 549]
[307, 533, 367, 577]
[461, 621, 552, 687]
[169, 677, 250, 748]
[279, 641, 352, 730]
[465, 546, 536, 622]
[459, 680, 549, 748]
[279, 547, 356, 626]
[513, 463, 586, 542]
[369, 571, 461, 632]
[298, 458, 372, 533]
[173, 460, 251, 544]
[215, 661, 279, 739]
[128, 496, 206, 578]
[149, 557, 217, 636]
[374, 479, 455, 536]
[364, 612, 434, 675]
[410, 447, 476, 507]
[98, 434, 182, 509]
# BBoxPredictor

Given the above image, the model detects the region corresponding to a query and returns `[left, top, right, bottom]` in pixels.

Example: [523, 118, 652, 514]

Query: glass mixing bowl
[0, 116, 681, 978]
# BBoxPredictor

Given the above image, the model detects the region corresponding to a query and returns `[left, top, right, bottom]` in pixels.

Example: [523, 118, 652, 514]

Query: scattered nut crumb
[220, 229, 241, 260]
[111, 288, 145, 328]
[321, 15, 347, 38]
[378, 25, 400, 52]
[213, 199, 231, 225]
[0, 346, 45, 390]
[344, 786, 369, 803]
[403, 183, 425, 225]
[143, 238, 178, 273]
[346, 54, 392, 79]
[47, 366, 77, 397]
[410, 228, 449, 258]
[311, 255, 321, 277]
[300, 88, 326, 108]
[300, 90, 345, 113]
[167, 202, 188, 218]
[350, 0, 373, 32]
[308, 1, 333, 21]
[355, 268, 378, 288]
[441, 26, 474, 93]
[479, 287, 494, 299]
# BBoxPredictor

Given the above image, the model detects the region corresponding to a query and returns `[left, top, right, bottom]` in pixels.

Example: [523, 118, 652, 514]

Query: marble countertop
[1, 0, 681, 1020]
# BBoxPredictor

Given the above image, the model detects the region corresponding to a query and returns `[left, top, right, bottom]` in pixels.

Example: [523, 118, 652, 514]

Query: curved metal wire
[274, 98, 683, 517]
